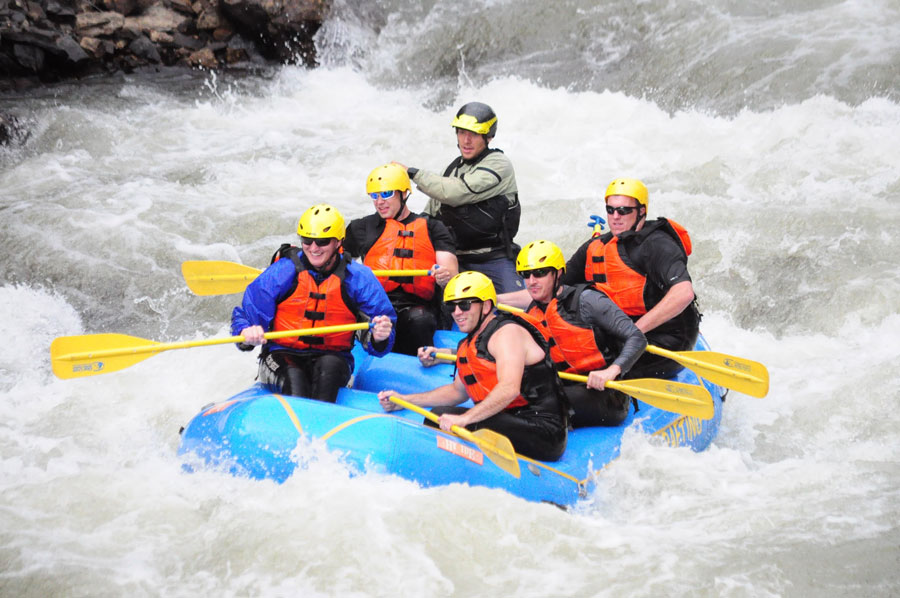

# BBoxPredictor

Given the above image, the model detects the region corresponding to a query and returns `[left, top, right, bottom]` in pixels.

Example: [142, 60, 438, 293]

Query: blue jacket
[231, 252, 397, 359]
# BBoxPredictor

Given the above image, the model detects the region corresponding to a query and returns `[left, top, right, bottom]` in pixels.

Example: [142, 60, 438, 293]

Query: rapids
[2, 0, 899, 596]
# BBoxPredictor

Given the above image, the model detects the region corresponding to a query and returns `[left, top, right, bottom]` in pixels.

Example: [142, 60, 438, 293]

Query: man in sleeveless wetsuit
[378, 271, 568, 462]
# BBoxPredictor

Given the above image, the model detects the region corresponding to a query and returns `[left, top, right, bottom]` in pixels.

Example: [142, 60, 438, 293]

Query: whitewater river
[2, 0, 899, 596]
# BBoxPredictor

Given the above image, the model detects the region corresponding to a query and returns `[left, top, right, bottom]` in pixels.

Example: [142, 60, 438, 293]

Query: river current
[2, 0, 899, 596]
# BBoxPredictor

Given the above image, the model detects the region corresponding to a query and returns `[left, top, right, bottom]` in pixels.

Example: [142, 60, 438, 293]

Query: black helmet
[451, 102, 498, 138]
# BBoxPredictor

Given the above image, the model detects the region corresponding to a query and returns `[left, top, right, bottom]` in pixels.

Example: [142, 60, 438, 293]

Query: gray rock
[56, 34, 89, 62]
[128, 34, 160, 62]
[13, 43, 44, 71]
[45, 0, 78, 21]
[1, 112, 30, 145]
[219, 0, 323, 62]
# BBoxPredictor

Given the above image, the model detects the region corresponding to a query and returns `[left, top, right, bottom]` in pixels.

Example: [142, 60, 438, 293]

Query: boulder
[171, 31, 203, 49]
[196, 6, 221, 30]
[219, 0, 324, 63]
[102, 0, 140, 16]
[1, 112, 30, 145]
[3, 27, 88, 63]
[167, 0, 194, 15]
[128, 34, 160, 62]
[55, 34, 89, 62]
[13, 43, 45, 72]
[75, 11, 125, 36]
[187, 45, 215, 67]
[0, 0, 327, 85]
[44, 0, 78, 23]
[123, 3, 191, 36]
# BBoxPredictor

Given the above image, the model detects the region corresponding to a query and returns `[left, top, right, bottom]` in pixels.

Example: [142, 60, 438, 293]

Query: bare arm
[438, 324, 539, 430]
[433, 250, 459, 286]
[635, 280, 695, 334]
[496, 288, 532, 310]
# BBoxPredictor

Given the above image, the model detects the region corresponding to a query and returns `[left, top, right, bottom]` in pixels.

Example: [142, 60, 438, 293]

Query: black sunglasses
[443, 299, 480, 313]
[300, 236, 333, 247]
[523, 267, 555, 279]
[606, 205, 638, 216]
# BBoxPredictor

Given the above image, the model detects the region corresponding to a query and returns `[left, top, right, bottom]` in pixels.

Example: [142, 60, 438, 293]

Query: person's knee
[395, 306, 437, 355]
[310, 354, 351, 402]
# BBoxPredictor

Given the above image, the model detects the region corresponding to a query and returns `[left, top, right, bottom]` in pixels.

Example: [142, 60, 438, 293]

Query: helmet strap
[314, 248, 339, 275]
[630, 206, 647, 233]
[467, 301, 491, 342]
[398, 191, 410, 217]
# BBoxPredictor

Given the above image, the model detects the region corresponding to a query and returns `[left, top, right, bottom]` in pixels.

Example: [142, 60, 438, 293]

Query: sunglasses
[369, 191, 396, 200]
[523, 267, 555, 279]
[300, 236, 333, 247]
[606, 205, 638, 216]
[443, 299, 480, 313]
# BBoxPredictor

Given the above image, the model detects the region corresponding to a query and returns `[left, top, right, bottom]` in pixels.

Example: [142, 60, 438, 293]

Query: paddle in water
[388, 395, 521, 478]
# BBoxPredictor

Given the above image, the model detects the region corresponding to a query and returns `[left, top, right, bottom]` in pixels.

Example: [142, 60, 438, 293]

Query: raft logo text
[437, 436, 485, 466]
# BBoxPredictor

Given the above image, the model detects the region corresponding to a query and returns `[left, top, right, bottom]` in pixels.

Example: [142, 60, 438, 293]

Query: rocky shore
[0, 0, 328, 91]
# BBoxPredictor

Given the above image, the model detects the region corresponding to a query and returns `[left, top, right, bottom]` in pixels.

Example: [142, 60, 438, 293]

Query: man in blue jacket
[232, 204, 396, 402]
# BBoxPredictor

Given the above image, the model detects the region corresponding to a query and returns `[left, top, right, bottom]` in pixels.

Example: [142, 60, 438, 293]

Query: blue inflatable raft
[178, 332, 724, 507]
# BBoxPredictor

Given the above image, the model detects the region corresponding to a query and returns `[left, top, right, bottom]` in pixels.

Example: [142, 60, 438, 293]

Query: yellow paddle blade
[51, 333, 162, 379]
[182, 260, 263, 296]
[182, 260, 434, 296]
[50, 322, 372, 380]
[435, 353, 714, 420]
[494, 304, 766, 399]
[467, 428, 521, 478]
[646, 345, 769, 398]
[389, 395, 521, 478]
[558, 372, 715, 420]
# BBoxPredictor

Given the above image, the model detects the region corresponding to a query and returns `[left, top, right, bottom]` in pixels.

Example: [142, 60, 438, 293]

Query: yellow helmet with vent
[297, 204, 345, 241]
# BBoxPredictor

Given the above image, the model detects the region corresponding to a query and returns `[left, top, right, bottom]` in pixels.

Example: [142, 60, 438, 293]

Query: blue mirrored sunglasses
[369, 191, 396, 200]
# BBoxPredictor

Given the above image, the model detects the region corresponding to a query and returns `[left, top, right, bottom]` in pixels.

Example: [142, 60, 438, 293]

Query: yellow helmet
[366, 163, 411, 196]
[443, 271, 496, 306]
[450, 102, 498, 137]
[297, 204, 345, 241]
[605, 178, 648, 209]
[516, 240, 566, 273]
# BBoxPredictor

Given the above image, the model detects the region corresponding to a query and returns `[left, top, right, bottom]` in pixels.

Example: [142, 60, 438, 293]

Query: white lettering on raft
[437, 436, 484, 465]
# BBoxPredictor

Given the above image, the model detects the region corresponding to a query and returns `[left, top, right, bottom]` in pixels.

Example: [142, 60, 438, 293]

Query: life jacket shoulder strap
[657, 217, 692, 256]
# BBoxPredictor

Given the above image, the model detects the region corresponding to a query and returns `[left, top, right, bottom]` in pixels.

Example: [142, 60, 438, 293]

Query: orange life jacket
[455, 311, 549, 410]
[363, 217, 436, 300]
[584, 218, 692, 316]
[271, 253, 360, 351]
[525, 303, 566, 368]
[529, 286, 614, 373]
